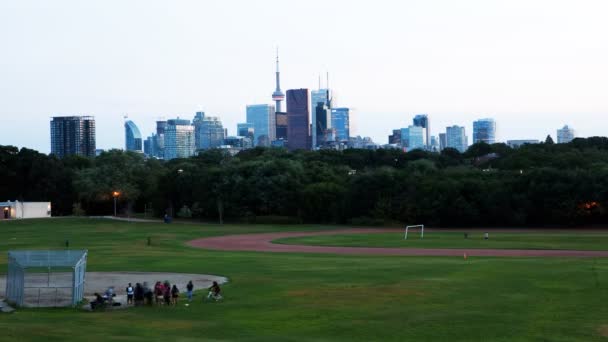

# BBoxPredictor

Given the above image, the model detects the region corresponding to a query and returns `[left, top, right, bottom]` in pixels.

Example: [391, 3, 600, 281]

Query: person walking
[126, 283, 134, 305]
[186, 281, 194, 302]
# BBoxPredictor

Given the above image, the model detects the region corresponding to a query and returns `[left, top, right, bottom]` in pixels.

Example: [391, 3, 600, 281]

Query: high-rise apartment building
[557, 125, 575, 144]
[286, 89, 310, 150]
[124, 120, 142, 152]
[246, 104, 276, 147]
[473, 118, 496, 144]
[50, 116, 96, 158]
[413, 114, 430, 147]
[446, 125, 468, 153]
[164, 119, 195, 160]
[331, 108, 350, 142]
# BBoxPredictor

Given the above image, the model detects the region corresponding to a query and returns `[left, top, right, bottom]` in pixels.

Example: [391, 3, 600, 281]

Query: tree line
[2, 137, 608, 227]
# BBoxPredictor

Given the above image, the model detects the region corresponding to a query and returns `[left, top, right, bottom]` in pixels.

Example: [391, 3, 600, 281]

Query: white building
[557, 125, 575, 144]
[1, 201, 52, 220]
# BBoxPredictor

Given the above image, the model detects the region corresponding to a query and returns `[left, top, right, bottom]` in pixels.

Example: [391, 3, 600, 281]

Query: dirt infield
[0, 272, 227, 307]
[187, 228, 608, 257]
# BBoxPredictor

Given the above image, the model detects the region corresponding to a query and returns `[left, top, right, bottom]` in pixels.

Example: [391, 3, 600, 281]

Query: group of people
[91, 280, 222, 310]
[124, 280, 183, 306]
[124, 280, 222, 306]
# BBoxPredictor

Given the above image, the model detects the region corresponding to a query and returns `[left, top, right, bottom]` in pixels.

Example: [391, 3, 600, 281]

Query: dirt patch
[0, 272, 227, 308]
[598, 325, 608, 337]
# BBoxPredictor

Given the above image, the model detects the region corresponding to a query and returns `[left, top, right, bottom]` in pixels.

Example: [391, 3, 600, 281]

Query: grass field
[275, 231, 608, 251]
[1, 219, 608, 341]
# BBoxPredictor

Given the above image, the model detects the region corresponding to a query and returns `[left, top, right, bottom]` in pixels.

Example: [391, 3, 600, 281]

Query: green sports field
[1, 219, 608, 341]
[275, 231, 608, 251]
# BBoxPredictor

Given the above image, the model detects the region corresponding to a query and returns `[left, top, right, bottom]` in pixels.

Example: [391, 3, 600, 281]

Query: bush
[177, 205, 192, 218]
[72, 203, 86, 216]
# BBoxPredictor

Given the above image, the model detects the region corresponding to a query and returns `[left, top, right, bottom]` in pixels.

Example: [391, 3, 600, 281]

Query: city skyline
[1, 0, 608, 153]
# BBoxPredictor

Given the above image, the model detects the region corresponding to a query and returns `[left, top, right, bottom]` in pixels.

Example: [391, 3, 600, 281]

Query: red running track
[187, 229, 608, 257]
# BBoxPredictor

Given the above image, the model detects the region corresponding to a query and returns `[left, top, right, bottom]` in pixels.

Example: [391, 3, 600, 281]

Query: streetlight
[112, 191, 120, 217]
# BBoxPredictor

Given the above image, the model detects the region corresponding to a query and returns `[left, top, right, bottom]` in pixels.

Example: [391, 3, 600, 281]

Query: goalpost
[404, 224, 424, 240]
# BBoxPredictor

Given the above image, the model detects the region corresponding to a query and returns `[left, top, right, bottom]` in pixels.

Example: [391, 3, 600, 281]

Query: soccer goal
[404, 224, 424, 240]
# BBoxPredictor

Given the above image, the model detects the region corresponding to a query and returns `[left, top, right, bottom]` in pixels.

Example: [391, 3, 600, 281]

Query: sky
[1, 0, 607, 153]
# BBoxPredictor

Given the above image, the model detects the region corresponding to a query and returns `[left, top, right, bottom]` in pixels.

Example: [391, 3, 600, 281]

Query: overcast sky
[1, 0, 607, 153]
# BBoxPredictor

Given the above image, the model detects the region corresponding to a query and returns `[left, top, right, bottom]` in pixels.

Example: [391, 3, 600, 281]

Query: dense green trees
[2, 137, 608, 226]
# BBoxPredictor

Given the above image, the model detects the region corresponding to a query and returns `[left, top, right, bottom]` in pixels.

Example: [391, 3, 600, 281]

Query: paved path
[187, 229, 608, 257]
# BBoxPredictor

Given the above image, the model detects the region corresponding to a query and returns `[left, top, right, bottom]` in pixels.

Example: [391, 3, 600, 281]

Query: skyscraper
[271, 51, 285, 112]
[275, 112, 288, 141]
[124, 120, 143, 152]
[400, 126, 425, 151]
[314, 101, 332, 147]
[446, 125, 468, 153]
[246, 104, 276, 147]
[237, 122, 255, 147]
[286, 89, 310, 150]
[388, 129, 401, 145]
[439, 133, 447, 151]
[472, 118, 496, 144]
[331, 108, 350, 142]
[50, 116, 96, 158]
[557, 125, 575, 144]
[194, 116, 225, 150]
[311, 89, 331, 148]
[164, 119, 195, 160]
[413, 114, 430, 147]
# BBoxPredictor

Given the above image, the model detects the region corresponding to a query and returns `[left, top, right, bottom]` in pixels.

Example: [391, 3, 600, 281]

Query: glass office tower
[287, 89, 310, 150]
[124, 120, 143, 152]
[331, 108, 350, 142]
[400, 125, 424, 151]
[164, 119, 195, 160]
[246, 104, 276, 147]
[472, 118, 496, 144]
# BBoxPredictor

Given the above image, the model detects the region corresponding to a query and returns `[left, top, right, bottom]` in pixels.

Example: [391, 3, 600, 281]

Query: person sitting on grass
[90, 293, 105, 310]
[171, 284, 179, 305]
[207, 281, 222, 301]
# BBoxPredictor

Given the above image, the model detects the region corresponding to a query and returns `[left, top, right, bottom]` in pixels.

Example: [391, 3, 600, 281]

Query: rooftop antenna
[318, 74, 321, 90]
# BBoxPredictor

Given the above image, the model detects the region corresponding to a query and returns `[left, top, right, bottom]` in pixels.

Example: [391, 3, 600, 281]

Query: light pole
[112, 191, 120, 217]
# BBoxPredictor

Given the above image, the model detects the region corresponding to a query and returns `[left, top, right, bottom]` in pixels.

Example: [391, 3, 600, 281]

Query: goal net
[404, 224, 424, 240]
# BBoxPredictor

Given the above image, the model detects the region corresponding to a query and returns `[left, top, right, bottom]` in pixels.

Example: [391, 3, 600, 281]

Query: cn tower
[271, 49, 285, 112]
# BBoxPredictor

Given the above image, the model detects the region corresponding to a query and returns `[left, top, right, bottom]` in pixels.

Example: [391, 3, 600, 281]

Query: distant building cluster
[48, 55, 579, 159]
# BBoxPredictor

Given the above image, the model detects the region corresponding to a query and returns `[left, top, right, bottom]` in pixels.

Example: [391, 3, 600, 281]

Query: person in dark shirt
[207, 281, 222, 301]
[134, 283, 144, 306]
[171, 284, 180, 305]
[90, 293, 105, 310]
[186, 280, 194, 302]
